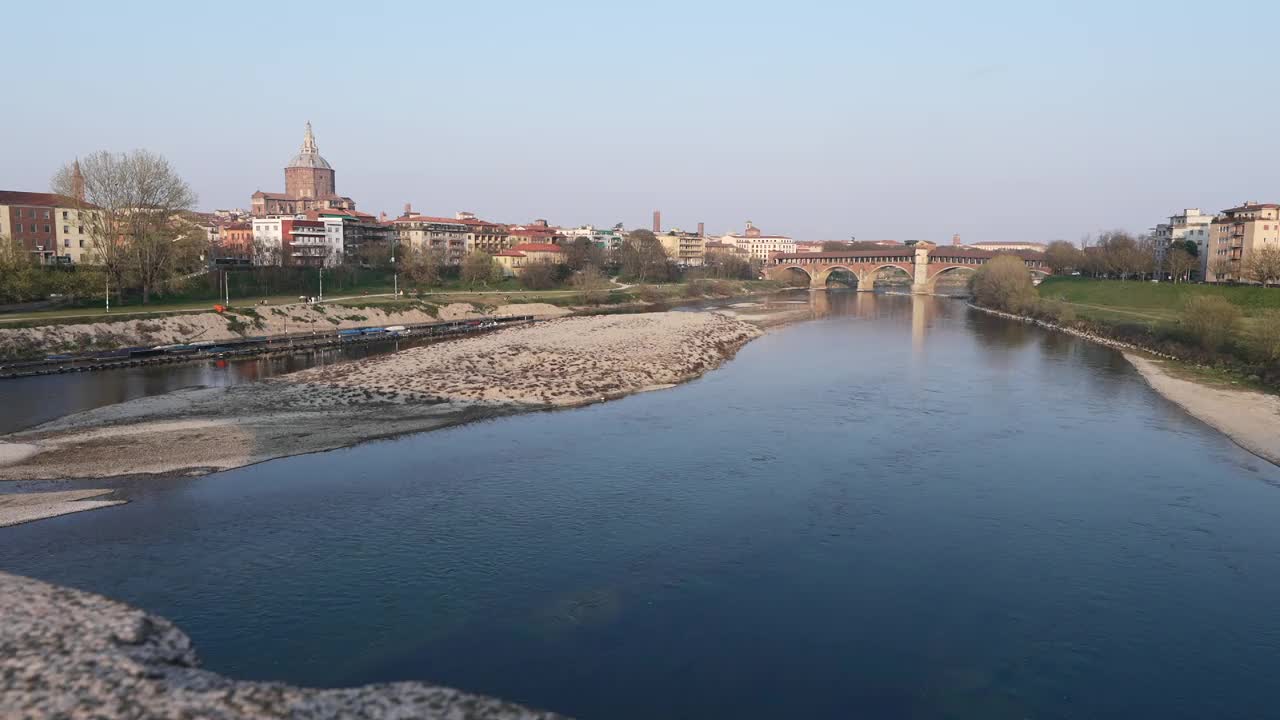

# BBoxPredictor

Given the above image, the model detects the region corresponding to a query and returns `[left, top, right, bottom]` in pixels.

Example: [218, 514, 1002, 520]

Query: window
[64, 239, 70, 248]
[14, 224, 21, 233]
[63, 226, 70, 234]
[78, 226, 83, 234]
[42, 210, 50, 219]
[44, 225, 51, 233]
[79, 239, 86, 248]
[62, 211, 68, 220]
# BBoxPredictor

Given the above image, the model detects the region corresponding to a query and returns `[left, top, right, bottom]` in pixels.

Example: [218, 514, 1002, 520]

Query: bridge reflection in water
[801, 289, 942, 359]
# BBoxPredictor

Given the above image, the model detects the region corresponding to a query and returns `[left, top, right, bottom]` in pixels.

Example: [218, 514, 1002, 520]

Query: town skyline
[8, 0, 1280, 242]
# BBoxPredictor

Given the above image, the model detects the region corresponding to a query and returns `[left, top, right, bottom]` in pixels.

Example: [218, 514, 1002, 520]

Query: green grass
[1039, 277, 1280, 314]
[1037, 277, 1279, 335]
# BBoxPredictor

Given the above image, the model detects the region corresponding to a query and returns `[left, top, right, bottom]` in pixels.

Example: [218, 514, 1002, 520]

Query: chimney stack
[652, 210, 661, 233]
[403, 202, 412, 217]
[697, 222, 705, 237]
[952, 233, 961, 246]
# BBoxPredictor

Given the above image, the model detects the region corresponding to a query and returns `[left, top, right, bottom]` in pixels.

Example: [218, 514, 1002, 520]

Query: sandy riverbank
[0, 312, 761, 483]
[1125, 353, 1280, 466]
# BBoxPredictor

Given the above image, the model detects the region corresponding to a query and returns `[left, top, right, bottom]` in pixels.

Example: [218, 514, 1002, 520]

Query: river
[3, 292, 1280, 719]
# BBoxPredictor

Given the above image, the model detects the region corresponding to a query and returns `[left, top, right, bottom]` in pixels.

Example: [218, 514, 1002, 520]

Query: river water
[3, 292, 1280, 719]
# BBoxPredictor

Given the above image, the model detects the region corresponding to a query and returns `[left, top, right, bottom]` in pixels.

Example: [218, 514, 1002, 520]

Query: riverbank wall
[0, 570, 568, 719]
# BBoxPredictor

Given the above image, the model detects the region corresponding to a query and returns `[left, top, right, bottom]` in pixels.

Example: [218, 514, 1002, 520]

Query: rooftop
[0, 190, 97, 209]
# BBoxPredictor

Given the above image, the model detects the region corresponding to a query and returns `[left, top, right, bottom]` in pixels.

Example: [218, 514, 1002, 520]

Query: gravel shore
[0, 312, 761, 485]
[0, 570, 567, 719]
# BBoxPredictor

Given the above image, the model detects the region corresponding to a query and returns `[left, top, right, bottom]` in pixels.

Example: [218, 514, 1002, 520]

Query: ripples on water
[3, 292, 1280, 720]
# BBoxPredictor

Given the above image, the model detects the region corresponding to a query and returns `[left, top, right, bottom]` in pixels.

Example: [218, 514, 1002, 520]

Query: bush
[970, 255, 1037, 313]
[572, 265, 610, 305]
[1180, 295, 1242, 350]
[684, 279, 711, 298]
[519, 259, 560, 290]
[1247, 310, 1280, 362]
[636, 285, 664, 303]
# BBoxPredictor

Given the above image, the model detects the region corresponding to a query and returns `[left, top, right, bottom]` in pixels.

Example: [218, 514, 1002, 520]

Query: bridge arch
[866, 263, 913, 291]
[818, 265, 862, 289]
[772, 265, 814, 288]
[927, 265, 978, 294]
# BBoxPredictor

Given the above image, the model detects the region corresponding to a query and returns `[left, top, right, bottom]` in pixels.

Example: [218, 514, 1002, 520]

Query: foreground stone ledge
[0, 571, 570, 719]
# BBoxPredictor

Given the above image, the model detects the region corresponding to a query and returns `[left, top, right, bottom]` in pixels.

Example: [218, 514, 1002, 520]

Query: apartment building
[656, 229, 706, 267]
[0, 190, 98, 264]
[1207, 202, 1280, 282]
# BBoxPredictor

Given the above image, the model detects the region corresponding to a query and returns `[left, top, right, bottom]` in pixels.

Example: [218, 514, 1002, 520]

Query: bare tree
[1044, 240, 1083, 275]
[460, 251, 501, 286]
[401, 245, 444, 287]
[1165, 249, 1197, 283]
[572, 264, 610, 304]
[563, 237, 604, 271]
[53, 150, 200, 303]
[519, 259, 560, 290]
[1210, 256, 1234, 283]
[1244, 246, 1280, 287]
[618, 229, 672, 283]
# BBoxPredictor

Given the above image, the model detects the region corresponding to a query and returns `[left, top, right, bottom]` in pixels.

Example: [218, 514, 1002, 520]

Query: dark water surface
[0, 335, 445, 433]
[4, 293, 1280, 719]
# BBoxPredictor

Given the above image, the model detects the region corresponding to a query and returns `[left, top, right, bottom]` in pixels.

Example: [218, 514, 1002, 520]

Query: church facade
[251, 123, 356, 216]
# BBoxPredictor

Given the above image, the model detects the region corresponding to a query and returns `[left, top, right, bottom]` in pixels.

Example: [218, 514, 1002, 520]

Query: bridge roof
[773, 249, 915, 261]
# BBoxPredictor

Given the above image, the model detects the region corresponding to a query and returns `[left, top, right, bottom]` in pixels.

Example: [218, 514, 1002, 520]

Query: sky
[5, 0, 1279, 242]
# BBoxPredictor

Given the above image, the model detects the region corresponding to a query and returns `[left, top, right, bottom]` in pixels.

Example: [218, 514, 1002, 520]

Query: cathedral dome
[287, 122, 333, 170]
[288, 151, 332, 170]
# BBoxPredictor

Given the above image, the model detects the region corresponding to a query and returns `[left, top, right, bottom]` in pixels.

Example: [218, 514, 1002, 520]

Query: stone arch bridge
[766, 241, 1050, 293]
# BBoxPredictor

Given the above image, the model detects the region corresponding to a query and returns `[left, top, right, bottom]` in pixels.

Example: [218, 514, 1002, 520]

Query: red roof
[495, 250, 525, 257]
[0, 190, 96, 209]
[509, 243, 562, 253]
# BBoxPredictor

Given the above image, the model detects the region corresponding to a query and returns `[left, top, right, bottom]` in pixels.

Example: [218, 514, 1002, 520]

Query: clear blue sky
[6, 0, 1278, 242]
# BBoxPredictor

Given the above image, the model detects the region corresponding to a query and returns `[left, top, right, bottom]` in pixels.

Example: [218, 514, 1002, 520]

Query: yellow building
[656, 230, 705, 267]
[494, 243, 565, 277]
[1207, 202, 1280, 282]
[0, 190, 99, 264]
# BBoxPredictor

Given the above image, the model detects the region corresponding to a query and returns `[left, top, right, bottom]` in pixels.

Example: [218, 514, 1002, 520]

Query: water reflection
[0, 337, 428, 433]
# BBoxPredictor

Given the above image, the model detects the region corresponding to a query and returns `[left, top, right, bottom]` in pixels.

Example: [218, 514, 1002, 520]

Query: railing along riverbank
[0, 315, 534, 380]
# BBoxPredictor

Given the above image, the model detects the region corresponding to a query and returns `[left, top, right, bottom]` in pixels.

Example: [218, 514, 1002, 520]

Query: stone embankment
[0, 570, 568, 719]
[0, 302, 570, 361]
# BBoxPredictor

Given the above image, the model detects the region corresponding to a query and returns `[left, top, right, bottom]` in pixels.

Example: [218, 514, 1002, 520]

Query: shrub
[1179, 295, 1241, 350]
[519, 260, 560, 290]
[571, 265, 610, 305]
[636, 285, 664, 303]
[1247, 310, 1280, 362]
[970, 255, 1037, 313]
[684, 279, 712, 298]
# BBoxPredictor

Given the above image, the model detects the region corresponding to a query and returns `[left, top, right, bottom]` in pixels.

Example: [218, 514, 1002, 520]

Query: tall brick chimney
[652, 210, 661, 233]
[952, 233, 961, 246]
[697, 222, 705, 237]
[403, 202, 412, 218]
